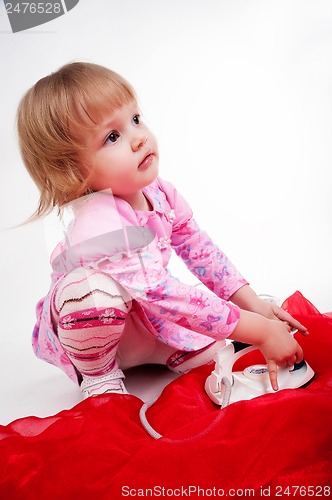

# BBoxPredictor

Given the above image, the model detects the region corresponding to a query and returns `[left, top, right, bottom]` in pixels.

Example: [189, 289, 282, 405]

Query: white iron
[205, 340, 315, 408]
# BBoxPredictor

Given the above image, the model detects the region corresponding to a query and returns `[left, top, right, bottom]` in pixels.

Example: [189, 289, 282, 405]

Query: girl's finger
[267, 360, 279, 391]
[273, 307, 309, 335]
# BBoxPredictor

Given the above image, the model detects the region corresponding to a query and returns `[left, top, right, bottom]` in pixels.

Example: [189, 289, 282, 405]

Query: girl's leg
[52, 267, 132, 398]
[116, 312, 226, 374]
[52, 267, 226, 398]
[165, 340, 226, 374]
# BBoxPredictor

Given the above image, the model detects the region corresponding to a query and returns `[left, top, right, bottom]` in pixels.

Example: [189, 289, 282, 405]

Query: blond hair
[17, 62, 136, 220]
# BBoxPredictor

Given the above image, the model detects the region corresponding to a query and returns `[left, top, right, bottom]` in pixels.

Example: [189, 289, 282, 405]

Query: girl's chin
[141, 164, 159, 183]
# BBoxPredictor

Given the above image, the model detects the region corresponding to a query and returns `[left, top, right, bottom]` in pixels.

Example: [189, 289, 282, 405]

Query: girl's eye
[132, 114, 141, 125]
[105, 131, 120, 145]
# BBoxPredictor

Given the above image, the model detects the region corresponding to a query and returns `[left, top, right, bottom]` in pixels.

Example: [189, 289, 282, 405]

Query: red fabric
[1, 292, 331, 498]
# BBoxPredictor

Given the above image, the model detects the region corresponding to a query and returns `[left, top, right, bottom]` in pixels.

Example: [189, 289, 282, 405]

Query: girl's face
[78, 100, 159, 207]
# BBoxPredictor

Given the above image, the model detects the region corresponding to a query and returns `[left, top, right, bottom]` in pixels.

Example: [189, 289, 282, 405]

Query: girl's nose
[131, 132, 147, 152]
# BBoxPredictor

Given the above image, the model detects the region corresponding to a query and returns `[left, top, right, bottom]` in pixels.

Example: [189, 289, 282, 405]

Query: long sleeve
[159, 177, 248, 300]
[172, 216, 248, 300]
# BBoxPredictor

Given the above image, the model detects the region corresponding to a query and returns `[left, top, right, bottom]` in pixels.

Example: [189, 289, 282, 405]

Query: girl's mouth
[138, 152, 154, 170]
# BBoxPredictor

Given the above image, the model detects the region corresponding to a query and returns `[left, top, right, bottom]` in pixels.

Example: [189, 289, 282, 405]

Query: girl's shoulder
[50, 192, 137, 271]
[152, 177, 193, 227]
[67, 190, 137, 244]
[145, 176, 188, 213]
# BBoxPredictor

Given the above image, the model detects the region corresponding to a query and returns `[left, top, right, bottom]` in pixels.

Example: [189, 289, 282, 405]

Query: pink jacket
[33, 177, 247, 383]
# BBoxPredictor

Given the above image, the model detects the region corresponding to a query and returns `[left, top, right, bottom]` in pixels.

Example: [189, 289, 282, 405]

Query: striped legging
[51, 267, 224, 397]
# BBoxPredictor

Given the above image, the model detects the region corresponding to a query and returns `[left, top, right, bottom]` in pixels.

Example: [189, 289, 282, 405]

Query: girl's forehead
[96, 102, 141, 135]
[75, 98, 138, 128]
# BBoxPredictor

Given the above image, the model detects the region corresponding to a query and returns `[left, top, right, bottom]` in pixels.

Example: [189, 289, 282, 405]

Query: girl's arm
[160, 177, 248, 301]
[230, 284, 309, 334]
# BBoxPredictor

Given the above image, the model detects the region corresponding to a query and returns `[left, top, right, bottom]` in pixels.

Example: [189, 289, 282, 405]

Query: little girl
[17, 62, 308, 399]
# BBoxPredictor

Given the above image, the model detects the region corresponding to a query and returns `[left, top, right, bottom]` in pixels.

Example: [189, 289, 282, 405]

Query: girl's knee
[54, 269, 131, 379]
[53, 267, 132, 316]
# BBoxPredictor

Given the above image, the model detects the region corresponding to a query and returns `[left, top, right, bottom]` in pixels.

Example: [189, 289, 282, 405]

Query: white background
[1, 0, 332, 425]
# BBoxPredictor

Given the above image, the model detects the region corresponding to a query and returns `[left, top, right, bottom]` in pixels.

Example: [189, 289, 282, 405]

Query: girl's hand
[256, 319, 304, 391]
[229, 304, 307, 391]
[229, 286, 309, 389]
[230, 285, 309, 335]
[249, 298, 309, 336]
